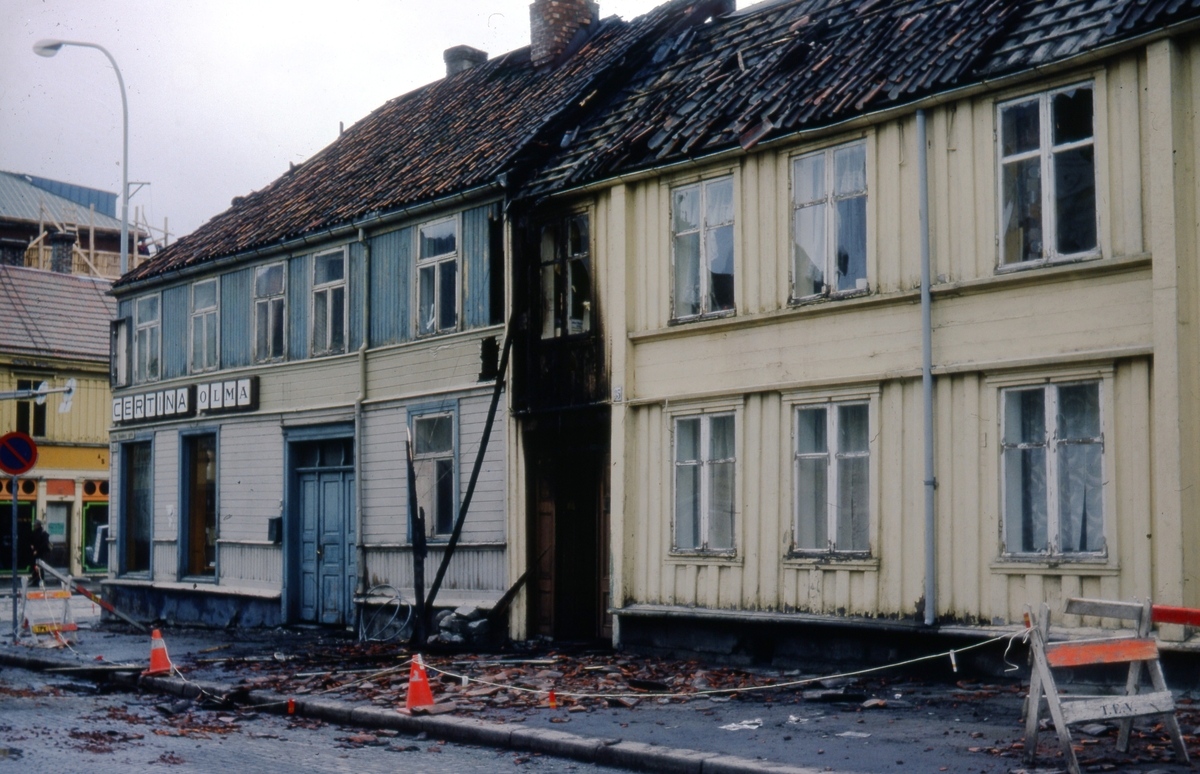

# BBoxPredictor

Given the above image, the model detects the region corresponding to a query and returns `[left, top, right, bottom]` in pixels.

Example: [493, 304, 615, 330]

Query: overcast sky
[1, 1, 740, 244]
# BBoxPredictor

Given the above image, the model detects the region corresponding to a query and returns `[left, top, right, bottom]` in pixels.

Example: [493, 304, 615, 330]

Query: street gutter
[0, 647, 821, 774]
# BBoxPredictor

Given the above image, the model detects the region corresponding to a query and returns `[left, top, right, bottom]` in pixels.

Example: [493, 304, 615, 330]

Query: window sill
[789, 288, 870, 307]
[783, 554, 878, 570]
[666, 551, 741, 566]
[995, 251, 1102, 274]
[668, 310, 736, 327]
[989, 558, 1118, 575]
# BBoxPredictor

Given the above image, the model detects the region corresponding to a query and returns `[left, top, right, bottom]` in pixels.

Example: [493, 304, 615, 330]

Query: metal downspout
[917, 110, 936, 627]
[354, 228, 370, 626]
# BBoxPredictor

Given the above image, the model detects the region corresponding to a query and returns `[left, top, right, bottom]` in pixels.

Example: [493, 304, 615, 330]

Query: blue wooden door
[298, 467, 355, 625]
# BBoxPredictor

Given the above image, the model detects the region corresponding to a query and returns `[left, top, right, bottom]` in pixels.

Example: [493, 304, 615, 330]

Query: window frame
[133, 293, 162, 384]
[415, 216, 461, 337]
[253, 261, 288, 363]
[189, 279, 221, 374]
[538, 211, 594, 339]
[408, 403, 459, 540]
[999, 379, 1107, 560]
[670, 175, 736, 322]
[671, 410, 738, 555]
[791, 400, 872, 556]
[15, 378, 48, 438]
[179, 429, 219, 581]
[119, 437, 154, 577]
[789, 139, 870, 302]
[996, 81, 1100, 270]
[310, 247, 348, 357]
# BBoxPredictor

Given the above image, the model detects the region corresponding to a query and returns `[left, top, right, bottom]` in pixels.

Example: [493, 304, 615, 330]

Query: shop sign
[112, 376, 258, 425]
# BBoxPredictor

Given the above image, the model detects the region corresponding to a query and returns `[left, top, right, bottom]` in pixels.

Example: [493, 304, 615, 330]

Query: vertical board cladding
[288, 253, 311, 360]
[221, 267, 253, 369]
[361, 404, 408, 543]
[219, 543, 282, 588]
[462, 203, 498, 329]
[623, 360, 1156, 627]
[219, 420, 284, 543]
[368, 227, 413, 347]
[349, 241, 365, 351]
[364, 545, 507, 594]
[152, 428, 178, 581]
[161, 284, 188, 380]
[457, 391, 506, 543]
[118, 298, 132, 322]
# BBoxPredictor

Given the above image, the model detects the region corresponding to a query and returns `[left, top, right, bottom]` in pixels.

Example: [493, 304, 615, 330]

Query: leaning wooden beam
[35, 560, 147, 633]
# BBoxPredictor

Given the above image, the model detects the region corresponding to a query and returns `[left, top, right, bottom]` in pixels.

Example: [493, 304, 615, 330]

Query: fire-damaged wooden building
[109, 0, 1200, 660]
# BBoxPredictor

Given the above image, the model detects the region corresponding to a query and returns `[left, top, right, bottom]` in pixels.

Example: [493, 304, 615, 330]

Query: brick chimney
[49, 231, 76, 274]
[530, 0, 599, 68]
[444, 45, 488, 77]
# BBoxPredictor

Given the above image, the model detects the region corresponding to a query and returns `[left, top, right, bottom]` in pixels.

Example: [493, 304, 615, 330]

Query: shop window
[539, 214, 592, 338]
[134, 295, 160, 383]
[794, 402, 870, 553]
[312, 249, 347, 355]
[792, 141, 868, 299]
[1002, 382, 1104, 556]
[121, 441, 152, 574]
[183, 434, 217, 577]
[673, 413, 735, 552]
[672, 177, 734, 320]
[417, 218, 459, 336]
[190, 279, 220, 372]
[255, 263, 287, 362]
[15, 379, 46, 437]
[998, 84, 1097, 266]
[413, 414, 455, 536]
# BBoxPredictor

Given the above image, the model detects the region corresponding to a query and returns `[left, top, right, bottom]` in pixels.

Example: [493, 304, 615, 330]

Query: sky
[1, 1, 740, 244]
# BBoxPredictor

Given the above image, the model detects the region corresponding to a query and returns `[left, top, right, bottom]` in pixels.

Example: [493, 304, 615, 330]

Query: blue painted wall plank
[221, 268, 253, 369]
[349, 242, 364, 351]
[368, 227, 412, 346]
[161, 284, 188, 380]
[289, 254, 311, 360]
[462, 203, 497, 330]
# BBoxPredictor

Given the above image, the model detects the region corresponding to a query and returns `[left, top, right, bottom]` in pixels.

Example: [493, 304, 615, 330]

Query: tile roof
[0, 171, 123, 232]
[116, 0, 720, 289]
[525, 0, 1200, 197]
[0, 265, 115, 363]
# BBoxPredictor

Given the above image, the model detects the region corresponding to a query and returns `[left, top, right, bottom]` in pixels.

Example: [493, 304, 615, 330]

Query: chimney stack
[530, 0, 599, 69]
[443, 45, 488, 77]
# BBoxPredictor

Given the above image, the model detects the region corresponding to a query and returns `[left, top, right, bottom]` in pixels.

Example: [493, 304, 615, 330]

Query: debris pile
[428, 606, 492, 647]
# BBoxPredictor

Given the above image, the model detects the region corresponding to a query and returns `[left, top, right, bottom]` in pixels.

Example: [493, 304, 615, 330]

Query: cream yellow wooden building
[510, 0, 1200, 653]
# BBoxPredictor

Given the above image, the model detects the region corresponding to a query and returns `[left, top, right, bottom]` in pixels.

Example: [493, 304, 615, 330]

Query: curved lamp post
[33, 39, 130, 277]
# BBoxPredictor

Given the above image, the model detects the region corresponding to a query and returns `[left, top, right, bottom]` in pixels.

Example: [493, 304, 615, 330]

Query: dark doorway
[527, 410, 610, 641]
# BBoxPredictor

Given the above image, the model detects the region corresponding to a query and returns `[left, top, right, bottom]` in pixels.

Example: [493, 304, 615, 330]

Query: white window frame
[310, 247, 348, 356]
[670, 175, 735, 321]
[996, 82, 1099, 269]
[189, 279, 220, 373]
[411, 412, 457, 538]
[254, 262, 288, 363]
[1000, 380, 1106, 558]
[415, 216, 460, 337]
[792, 400, 871, 555]
[790, 140, 869, 301]
[672, 411, 737, 554]
[133, 293, 161, 384]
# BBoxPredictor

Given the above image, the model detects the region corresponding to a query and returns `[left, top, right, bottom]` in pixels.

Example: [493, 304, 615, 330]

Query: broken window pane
[705, 177, 734, 225]
[567, 258, 591, 335]
[256, 263, 284, 297]
[1058, 383, 1100, 439]
[192, 280, 218, 311]
[1058, 441, 1102, 553]
[835, 195, 867, 291]
[415, 415, 453, 454]
[674, 232, 701, 317]
[204, 311, 218, 368]
[418, 265, 436, 335]
[833, 144, 866, 195]
[256, 301, 269, 361]
[540, 226, 556, 264]
[435, 458, 455, 534]
[673, 187, 700, 233]
[793, 154, 825, 205]
[313, 289, 328, 353]
[793, 204, 826, 296]
[1054, 146, 1096, 254]
[1053, 88, 1092, 146]
[1001, 158, 1043, 263]
[136, 295, 159, 325]
[1001, 100, 1040, 156]
[330, 285, 346, 351]
[706, 224, 735, 312]
[541, 263, 558, 339]
[569, 215, 588, 256]
[1003, 389, 1048, 553]
[420, 219, 457, 259]
[438, 259, 457, 331]
[270, 298, 285, 358]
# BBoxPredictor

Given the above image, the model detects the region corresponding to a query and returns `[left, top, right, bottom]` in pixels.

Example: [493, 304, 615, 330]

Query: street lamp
[33, 39, 130, 277]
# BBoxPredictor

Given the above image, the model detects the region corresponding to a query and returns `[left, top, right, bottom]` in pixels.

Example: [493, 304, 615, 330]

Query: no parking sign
[0, 432, 37, 476]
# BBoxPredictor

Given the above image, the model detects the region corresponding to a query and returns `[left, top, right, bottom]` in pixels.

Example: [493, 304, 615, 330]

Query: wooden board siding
[218, 420, 284, 543]
[288, 253, 311, 361]
[364, 544, 506, 599]
[368, 227, 414, 347]
[161, 284, 188, 380]
[361, 404, 408, 544]
[221, 267, 253, 370]
[219, 541, 282, 590]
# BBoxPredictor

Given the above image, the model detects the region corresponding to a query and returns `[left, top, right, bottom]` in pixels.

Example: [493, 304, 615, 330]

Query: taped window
[672, 176, 735, 320]
[674, 413, 735, 552]
[999, 85, 1097, 266]
[794, 402, 870, 553]
[792, 141, 868, 300]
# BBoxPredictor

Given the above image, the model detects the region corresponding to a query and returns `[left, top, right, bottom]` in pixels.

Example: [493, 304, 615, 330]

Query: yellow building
[1, 264, 114, 577]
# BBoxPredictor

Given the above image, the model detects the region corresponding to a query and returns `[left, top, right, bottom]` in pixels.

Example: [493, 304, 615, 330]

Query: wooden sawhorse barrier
[1023, 599, 1193, 774]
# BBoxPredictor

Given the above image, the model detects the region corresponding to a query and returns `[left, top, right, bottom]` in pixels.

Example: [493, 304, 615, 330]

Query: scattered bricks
[510, 726, 604, 761]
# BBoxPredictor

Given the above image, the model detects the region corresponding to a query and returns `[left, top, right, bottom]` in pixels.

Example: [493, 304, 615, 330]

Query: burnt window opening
[479, 335, 500, 382]
[15, 379, 47, 438]
[539, 213, 593, 339]
[999, 84, 1097, 266]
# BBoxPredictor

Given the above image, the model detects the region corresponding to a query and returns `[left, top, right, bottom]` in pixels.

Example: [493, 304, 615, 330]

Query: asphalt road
[0, 668, 621, 773]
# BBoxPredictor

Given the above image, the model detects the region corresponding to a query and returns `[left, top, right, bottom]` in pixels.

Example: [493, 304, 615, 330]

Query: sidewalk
[2, 622, 1198, 774]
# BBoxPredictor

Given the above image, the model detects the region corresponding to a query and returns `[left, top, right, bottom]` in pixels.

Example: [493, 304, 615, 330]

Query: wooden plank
[1059, 691, 1175, 725]
[1045, 637, 1158, 668]
[1064, 597, 1143, 621]
[1151, 604, 1200, 627]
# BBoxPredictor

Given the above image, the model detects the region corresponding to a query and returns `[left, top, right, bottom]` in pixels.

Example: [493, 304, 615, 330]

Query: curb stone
[0, 648, 822, 773]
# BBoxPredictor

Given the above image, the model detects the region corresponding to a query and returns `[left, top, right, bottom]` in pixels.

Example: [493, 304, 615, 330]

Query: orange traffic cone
[405, 653, 435, 711]
[142, 629, 173, 676]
